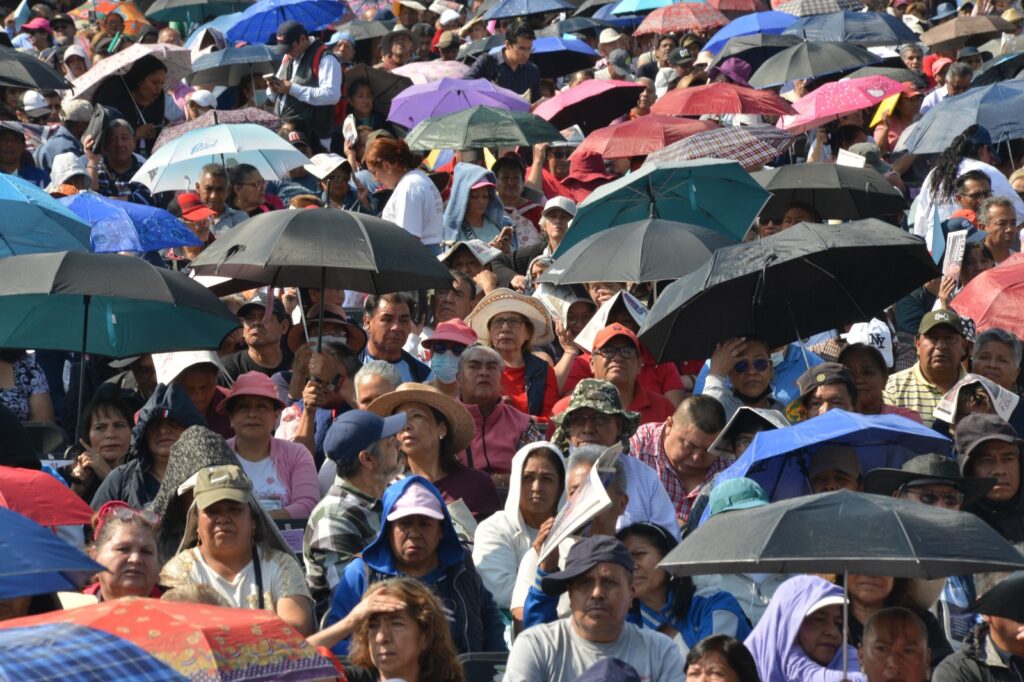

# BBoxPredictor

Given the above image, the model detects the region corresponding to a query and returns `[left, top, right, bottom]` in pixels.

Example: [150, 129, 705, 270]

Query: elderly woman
[972, 328, 1022, 393]
[472, 442, 565, 609]
[64, 396, 134, 502]
[0, 349, 54, 423]
[92, 54, 168, 155]
[704, 336, 787, 419]
[84, 501, 162, 601]
[442, 163, 515, 246]
[493, 153, 543, 248]
[364, 137, 443, 252]
[159, 464, 315, 634]
[465, 288, 558, 419]
[325, 476, 505, 656]
[222, 372, 318, 520]
[368, 382, 499, 519]
[839, 343, 922, 422]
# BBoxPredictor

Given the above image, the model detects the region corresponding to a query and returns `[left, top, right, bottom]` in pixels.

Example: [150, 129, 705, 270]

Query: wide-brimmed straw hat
[464, 287, 554, 345]
[367, 382, 475, 452]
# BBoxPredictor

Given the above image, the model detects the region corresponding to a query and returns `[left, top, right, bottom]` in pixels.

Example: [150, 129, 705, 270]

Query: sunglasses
[95, 500, 160, 537]
[594, 345, 638, 360]
[734, 358, 770, 373]
[430, 342, 467, 355]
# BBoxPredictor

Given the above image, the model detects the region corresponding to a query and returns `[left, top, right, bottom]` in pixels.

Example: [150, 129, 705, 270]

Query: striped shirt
[883, 363, 964, 428]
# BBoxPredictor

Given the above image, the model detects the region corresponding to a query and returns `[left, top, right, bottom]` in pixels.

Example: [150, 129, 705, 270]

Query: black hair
[930, 125, 987, 203]
[122, 54, 167, 92]
[523, 446, 566, 502]
[491, 152, 526, 179]
[616, 522, 696, 622]
[81, 395, 133, 448]
[504, 20, 535, 44]
[955, 169, 990, 194]
[684, 635, 761, 682]
[677, 395, 727, 434]
[347, 79, 373, 99]
[785, 200, 822, 223]
[839, 342, 889, 375]
[363, 291, 417, 318]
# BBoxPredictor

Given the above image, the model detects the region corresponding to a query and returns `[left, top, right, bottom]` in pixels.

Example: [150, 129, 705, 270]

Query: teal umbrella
[0, 174, 91, 257]
[556, 159, 770, 255]
[404, 105, 564, 151]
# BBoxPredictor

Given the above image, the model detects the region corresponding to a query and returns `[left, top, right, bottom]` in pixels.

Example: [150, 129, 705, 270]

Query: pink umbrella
[534, 79, 646, 133]
[635, 2, 730, 37]
[777, 76, 906, 134]
[392, 60, 470, 85]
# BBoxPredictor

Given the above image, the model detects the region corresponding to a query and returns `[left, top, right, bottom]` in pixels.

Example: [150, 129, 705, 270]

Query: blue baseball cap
[709, 477, 769, 516]
[326, 30, 354, 46]
[324, 410, 407, 463]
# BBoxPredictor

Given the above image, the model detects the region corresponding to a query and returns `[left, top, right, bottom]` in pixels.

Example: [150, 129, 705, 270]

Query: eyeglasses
[903, 487, 964, 508]
[430, 342, 467, 355]
[959, 190, 992, 201]
[595, 345, 638, 360]
[734, 358, 771, 373]
[95, 500, 160, 537]
[567, 412, 614, 429]
[489, 316, 525, 330]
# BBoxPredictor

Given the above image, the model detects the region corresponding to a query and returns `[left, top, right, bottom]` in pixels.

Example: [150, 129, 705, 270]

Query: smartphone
[263, 73, 279, 82]
[498, 226, 514, 242]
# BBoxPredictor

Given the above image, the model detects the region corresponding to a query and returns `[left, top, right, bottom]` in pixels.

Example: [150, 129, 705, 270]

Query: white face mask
[771, 350, 786, 367]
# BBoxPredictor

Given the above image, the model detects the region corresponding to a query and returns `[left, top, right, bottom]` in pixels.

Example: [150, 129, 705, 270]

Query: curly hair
[348, 578, 466, 682]
[929, 125, 987, 204]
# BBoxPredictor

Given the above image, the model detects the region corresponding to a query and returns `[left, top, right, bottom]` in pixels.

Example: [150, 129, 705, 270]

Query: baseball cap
[709, 477, 769, 516]
[326, 30, 354, 46]
[22, 17, 52, 34]
[387, 481, 446, 521]
[542, 195, 577, 218]
[797, 362, 855, 402]
[917, 309, 963, 336]
[21, 90, 50, 118]
[436, 29, 462, 49]
[439, 8, 461, 24]
[593, 323, 639, 351]
[806, 594, 847, 617]
[324, 410, 407, 464]
[599, 27, 622, 44]
[955, 412, 1022, 461]
[841, 318, 894, 368]
[189, 90, 217, 109]
[237, 290, 288, 321]
[808, 444, 862, 479]
[607, 49, 632, 78]
[540, 536, 634, 595]
[470, 179, 495, 190]
[276, 20, 306, 51]
[177, 192, 217, 222]
[60, 99, 93, 123]
[668, 47, 694, 67]
[193, 464, 252, 510]
[303, 152, 351, 179]
[930, 57, 954, 77]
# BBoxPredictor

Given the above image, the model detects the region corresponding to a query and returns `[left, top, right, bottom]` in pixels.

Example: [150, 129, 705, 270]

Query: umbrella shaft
[76, 295, 92, 441]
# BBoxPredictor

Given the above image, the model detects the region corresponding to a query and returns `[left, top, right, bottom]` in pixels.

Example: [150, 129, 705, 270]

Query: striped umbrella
[775, 0, 861, 17]
[644, 124, 795, 170]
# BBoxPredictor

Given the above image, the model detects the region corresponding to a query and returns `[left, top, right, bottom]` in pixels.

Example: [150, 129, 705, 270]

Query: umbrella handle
[842, 568, 849, 678]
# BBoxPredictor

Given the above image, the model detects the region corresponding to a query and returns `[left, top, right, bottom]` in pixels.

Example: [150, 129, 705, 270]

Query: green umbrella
[556, 159, 770, 255]
[404, 105, 564, 151]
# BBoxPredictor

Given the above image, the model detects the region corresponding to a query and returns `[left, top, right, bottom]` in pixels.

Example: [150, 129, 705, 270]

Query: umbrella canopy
[749, 40, 881, 87]
[0, 45, 70, 90]
[346, 19, 395, 42]
[528, 36, 601, 78]
[593, 1, 645, 27]
[663, 489, 1024, 578]
[392, 60, 470, 84]
[182, 12, 242, 47]
[651, 82, 797, 116]
[0, 623, 188, 682]
[573, 0, 618, 16]
[753, 163, 908, 220]
[3, 598, 338, 682]
[639, 220, 938, 361]
[777, 75, 905, 133]
[642, 124, 795, 170]
[612, 0, 672, 15]
[66, 43, 191, 103]
[775, 0, 861, 16]
[0, 508, 104, 599]
[0, 466, 96, 527]
[133, 123, 309, 192]
[188, 45, 281, 86]
[711, 33, 802, 72]
[951, 253, 1024, 339]
[541, 218, 736, 285]
[458, 33, 506, 63]
[153, 108, 281, 151]
[844, 65, 927, 89]
[224, 0, 348, 43]
[783, 10, 918, 45]
[973, 51, 1024, 87]
[69, 1, 151, 36]
[633, 2, 730, 35]
[484, 0, 574, 19]
[60, 191, 202, 253]
[901, 81, 1024, 155]
[342, 64, 413, 117]
[560, 159, 769, 253]
[146, 0, 251, 21]
[404, 105, 564, 150]
[534, 79, 646, 133]
[387, 78, 530, 129]
[698, 0, 770, 18]
[0, 174, 91, 257]
[539, 16, 612, 35]
[920, 15, 1017, 52]
[705, 11, 798, 54]
[572, 115, 719, 159]
[190, 209, 453, 294]
[711, 410, 952, 502]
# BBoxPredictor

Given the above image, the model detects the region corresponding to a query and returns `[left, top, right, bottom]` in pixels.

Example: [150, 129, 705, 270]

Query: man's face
[590, 338, 640, 387]
[955, 177, 992, 212]
[334, 39, 356, 62]
[970, 441, 1021, 502]
[506, 37, 533, 67]
[390, 35, 414, 64]
[285, 34, 309, 60]
[457, 348, 502, 405]
[52, 20, 75, 44]
[984, 616, 1024, 656]
[902, 49, 922, 71]
[961, 54, 983, 71]
[104, 125, 135, 164]
[356, 373, 394, 410]
[566, 408, 621, 447]
[781, 205, 816, 229]
[567, 563, 634, 643]
[440, 43, 459, 60]
[899, 482, 965, 510]
[662, 417, 718, 481]
[804, 383, 854, 418]
[545, 146, 571, 179]
[130, 356, 157, 395]
[915, 326, 965, 377]
[232, 170, 264, 208]
[174, 365, 219, 414]
[449, 248, 483, 277]
[433, 279, 475, 323]
[158, 27, 182, 45]
[197, 173, 229, 213]
[810, 467, 860, 493]
[363, 300, 412, 356]
[240, 307, 287, 349]
[983, 204, 1018, 252]
[398, 5, 418, 27]
[859, 618, 930, 682]
[656, 38, 675, 61]
[946, 72, 972, 96]
[0, 130, 25, 171]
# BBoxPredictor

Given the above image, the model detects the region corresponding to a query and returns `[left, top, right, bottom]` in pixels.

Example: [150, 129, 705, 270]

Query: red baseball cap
[593, 323, 639, 350]
[423, 318, 478, 348]
[177, 192, 217, 222]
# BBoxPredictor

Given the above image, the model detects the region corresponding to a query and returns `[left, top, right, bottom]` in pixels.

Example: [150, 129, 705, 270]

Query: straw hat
[367, 382, 475, 452]
[464, 287, 554, 346]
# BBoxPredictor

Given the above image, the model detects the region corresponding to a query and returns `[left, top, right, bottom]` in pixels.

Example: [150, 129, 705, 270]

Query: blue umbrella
[611, 0, 671, 15]
[0, 624, 188, 681]
[0, 174, 91, 257]
[484, 0, 574, 19]
[528, 35, 603, 78]
[705, 10, 797, 54]
[783, 10, 918, 45]
[902, 80, 1024, 155]
[224, 0, 348, 44]
[593, 2, 645, 28]
[0, 508, 104, 599]
[709, 410, 952, 506]
[189, 44, 281, 86]
[59, 192, 202, 253]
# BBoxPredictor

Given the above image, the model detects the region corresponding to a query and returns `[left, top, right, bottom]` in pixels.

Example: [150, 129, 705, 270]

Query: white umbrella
[131, 123, 309, 192]
[65, 43, 192, 103]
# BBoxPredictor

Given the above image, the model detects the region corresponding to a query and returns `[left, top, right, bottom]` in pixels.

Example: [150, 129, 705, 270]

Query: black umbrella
[188, 45, 281, 87]
[748, 40, 882, 88]
[752, 163, 908, 221]
[0, 46, 70, 90]
[540, 217, 736, 286]
[638, 220, 938, 361]
[782, 10, 919, 46]
[971, 572, 1024, 621]
[457, 34, 506, 63]
[573, 0, 618, 16]
[711, 34, 803, 74]
[342, 64, 413, 117]
[347, 19, 396, 42]
[972, 51, 1024, 87]
[844, 65, 928, 90]
[539, 16, 611, 36]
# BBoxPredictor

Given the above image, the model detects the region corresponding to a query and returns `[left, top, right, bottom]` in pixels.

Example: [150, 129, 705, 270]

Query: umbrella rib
[800, 256, 869, 321]
[889, 509, 923, 574]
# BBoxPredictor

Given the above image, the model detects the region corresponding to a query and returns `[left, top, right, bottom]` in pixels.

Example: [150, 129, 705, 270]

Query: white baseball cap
[542, 196, 577, 218]
[386, 482, 445, 521]
[841, 318, 894, 369]
[189, 90, 217, 109]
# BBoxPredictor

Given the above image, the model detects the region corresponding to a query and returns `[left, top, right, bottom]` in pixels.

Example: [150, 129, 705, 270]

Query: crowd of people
[3, 0, 1024, 678]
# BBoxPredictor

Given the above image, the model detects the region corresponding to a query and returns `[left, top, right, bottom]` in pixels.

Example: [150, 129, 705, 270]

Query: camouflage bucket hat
[551, 379, 641, 448]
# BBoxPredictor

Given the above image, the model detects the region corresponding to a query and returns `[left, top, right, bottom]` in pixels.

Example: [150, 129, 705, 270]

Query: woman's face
[961, 244, 995, 285]
[368, 160, 402, 190]
[88, 408, 132, 464]
[467, 187, 490, 217]
[622, 534, 668, 601]
[103, 12, 124, 34]
[94, 523, 159, 599]
[974, 340, 1019, 390]
[520, 452, 561, 521]
[65, 55, 87, 78]
[396, 403, 446, 458]
[686, 651, 742, 682]
[842, 350, 887, 410]
[896, 94, 922, 120]
[797, 604, 844, 666]
[488, 312, 531, 356]
[566, 301, 596, 338]
[145, 417, 186, 461]
[848, 574, 894, 610]
[726, 339, 772, 400]
[368, 607, 426, 679]
[198, 500, 254, 556]
[350, 84, 374, 117]
[134, 69, 166, 106]
[388, 515, 443, 568]
[228, 396, 279, 442]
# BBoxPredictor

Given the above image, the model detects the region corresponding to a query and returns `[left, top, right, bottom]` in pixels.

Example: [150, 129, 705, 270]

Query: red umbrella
[951, 253, 1024, 340]
[635, 2, 730, 36]
[0, 465, 95, 527]
[573, 115, 719, 158]
[534, 79, 646, 133]
[777, 75, 905, 134]
[708, 0, 769, 16]
[651, 82, 796, 116]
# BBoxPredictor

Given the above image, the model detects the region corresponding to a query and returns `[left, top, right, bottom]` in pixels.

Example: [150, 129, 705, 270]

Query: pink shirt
[228, 436, 320, 518]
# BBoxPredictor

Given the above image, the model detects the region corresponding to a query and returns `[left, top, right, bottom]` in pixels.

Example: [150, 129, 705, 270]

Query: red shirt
[552, 381, 674, 425]
[562, 349, 684, 400]
[502, 363, 558, 420]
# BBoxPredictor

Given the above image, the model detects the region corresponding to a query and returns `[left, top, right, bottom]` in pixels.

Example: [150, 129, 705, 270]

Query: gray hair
[898, 43, 923, 57]
[107, 118, 135, 137]
[199, 163, 228, 181]
[947, 62, 974, 81]
[974, 328, 1024, 366]
[457, 343, 504, 373]
[566, 444, 627, 497]
[977, 196, 1016, 227]
[354, 359, 402, 400]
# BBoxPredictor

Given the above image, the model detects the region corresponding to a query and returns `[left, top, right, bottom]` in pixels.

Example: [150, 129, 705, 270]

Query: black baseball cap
[276, 20, 307, 51]
[668, 47, 693, 67]
[797, 362, 855, 402]
[955, 412, 1022, 462]
[540, 536, 634, 595]
[237, 291, 287, 321]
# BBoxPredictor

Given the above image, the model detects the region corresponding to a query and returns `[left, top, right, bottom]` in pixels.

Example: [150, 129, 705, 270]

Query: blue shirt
[34, 126, 83, 174]
[467, 48, 540, 102]
[693, 342, 824, 405]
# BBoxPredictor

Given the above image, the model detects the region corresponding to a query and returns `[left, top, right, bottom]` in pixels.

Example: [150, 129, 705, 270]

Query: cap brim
[195, 488, 249, 510]
[540, 562, 594, 595]
[386, 505, 445, 522]
[380, 412, 407, 439]
[806, 594, 847, 616]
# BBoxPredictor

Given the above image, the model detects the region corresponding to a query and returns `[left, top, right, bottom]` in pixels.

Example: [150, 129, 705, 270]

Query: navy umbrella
[188, 45, 281, 87]
[783, 10, 918, 46]
[484, 0, 574, 19]
[972, 51, 1024, 87]
[901, 80, 1024, 155]
[0, 508, 104, 598]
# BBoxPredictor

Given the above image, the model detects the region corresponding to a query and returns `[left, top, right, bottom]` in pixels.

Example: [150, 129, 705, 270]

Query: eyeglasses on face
[734, 358, 770, 373]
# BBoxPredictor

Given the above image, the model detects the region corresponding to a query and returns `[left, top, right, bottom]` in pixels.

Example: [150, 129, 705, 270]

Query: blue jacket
[628, 589, 752, 648]
[326, 475, 506, 656]
[442, 163, 513, 245]
[694, 342, 824, 405]
[34, 126, 83, 174]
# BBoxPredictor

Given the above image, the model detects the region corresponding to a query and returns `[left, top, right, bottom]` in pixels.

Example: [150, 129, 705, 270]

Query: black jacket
[933, 623, 1024, 682]
[960, 448, 1024, 543]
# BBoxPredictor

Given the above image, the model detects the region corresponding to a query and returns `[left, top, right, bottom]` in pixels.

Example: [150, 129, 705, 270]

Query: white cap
[153, 350, 226, 385]
[45, 152, 92, 193]
[386, 482, 445, 521]
[303, 153, 351, 179]
[188, 90, 217, 109]
[841, 318, 894, 369]
[21, 90, 49, 117]
[599, 27, 622, 44]
[439, 238, 502, 266]
[694, 50, 714, 67]
[63, 43, 91, 68]
[542, 195, 577, 218]
[805, 594, 847, 617]
[61, 99, 93, 123]
[398, 0, 428, 9]
[439, 8, 461, 24]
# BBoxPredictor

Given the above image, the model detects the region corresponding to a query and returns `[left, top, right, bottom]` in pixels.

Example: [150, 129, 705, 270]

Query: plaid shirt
[95, 156, 153, 206]
[630, 421, 732, 523]
[302, 477, 381, 607]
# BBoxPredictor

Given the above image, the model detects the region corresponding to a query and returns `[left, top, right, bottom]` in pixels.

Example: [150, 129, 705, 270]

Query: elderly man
[268, 21, 341, 151]
[375, 26, 416, 71]
[884, 310, 967, 427]
[629, 395, 728, 527]
[303, 409, 405, 612]
[359, 293, 432, 383]
[553, 379, 680, 537]
[505, 536, 685, 681]
[899, 43, 924, 73]
[194, 164, 248, 234]
[978, 196, 1018, 264]
[955, 413, 1024, 541]
[353, 360, 402, 410]
[920, 61, 973, 115]
[458, 344, 541, 477]
[222, 292, 292, 380]
[795, 362, 858, 420]
[859, 608, 931, 682]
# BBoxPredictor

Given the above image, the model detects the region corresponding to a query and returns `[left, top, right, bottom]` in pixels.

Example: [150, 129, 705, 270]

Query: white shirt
[267, 44, 342, 108]
[381, 169, 444, 246]
[237, 455, 289, 511]
[918, 85, 949, 117]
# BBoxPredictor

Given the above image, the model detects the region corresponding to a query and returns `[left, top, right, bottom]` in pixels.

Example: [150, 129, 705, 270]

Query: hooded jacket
[90, 384, 207, 510]
[561, 150, 617, 204]
[442, 163, 513, 245]
[933, 622, 1024, 682]
[461, 399, 537, 475]
[960, 446, 1024, 542]
[472, 442, 566, 608]
[744, 575, 866, 682]
[326, 475, 506, 657]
